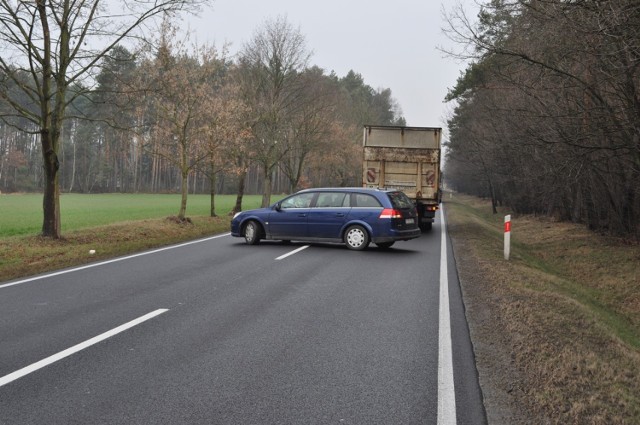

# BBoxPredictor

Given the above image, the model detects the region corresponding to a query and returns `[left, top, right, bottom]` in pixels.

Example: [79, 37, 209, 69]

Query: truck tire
[344, 225, 370, 250]
[420, 222, 433, 232]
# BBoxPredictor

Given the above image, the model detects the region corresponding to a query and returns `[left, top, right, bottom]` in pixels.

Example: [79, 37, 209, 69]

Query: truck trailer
[362, 125, 442, 231]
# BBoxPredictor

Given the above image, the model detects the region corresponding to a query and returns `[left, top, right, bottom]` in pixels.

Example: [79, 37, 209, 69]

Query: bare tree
[279, 67, 337, 192]
[199, 74, 252, 217]
[237, 15, 311, 207]
[0, 0, 210, 238]
[140, 21, 224, 221]
[443, 0, 640, 236]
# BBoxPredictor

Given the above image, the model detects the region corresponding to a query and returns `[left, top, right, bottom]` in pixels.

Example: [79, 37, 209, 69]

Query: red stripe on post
[504, 214, 512, 261]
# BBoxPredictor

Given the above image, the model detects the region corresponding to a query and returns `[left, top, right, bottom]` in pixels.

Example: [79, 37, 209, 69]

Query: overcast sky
[188, 1, 477, 128]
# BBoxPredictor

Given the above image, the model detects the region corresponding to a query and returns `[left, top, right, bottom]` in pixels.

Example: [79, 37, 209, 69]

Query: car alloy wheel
[244, 221, 261, 245]
[345, 225, 369, 250]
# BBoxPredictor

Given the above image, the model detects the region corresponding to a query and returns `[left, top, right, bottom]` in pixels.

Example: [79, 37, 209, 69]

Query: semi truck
[362, 125, 442, 231]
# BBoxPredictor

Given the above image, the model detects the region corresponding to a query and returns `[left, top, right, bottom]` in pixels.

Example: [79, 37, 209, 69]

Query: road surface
[0, 210, 485, 424]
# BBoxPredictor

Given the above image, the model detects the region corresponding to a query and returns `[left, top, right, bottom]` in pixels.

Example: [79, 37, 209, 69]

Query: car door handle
[298, 213, 307, 217]
[335, 213, 345, 217]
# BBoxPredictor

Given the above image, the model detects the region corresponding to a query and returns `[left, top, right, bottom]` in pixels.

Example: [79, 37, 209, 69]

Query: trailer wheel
[420, 222, 433, 232]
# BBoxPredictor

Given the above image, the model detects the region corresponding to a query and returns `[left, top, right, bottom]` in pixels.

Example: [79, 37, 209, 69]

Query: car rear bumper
[372, 227, 422, 243]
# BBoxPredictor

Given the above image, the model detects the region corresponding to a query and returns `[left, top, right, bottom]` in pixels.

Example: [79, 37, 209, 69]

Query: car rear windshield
[387, 191, 414, 209]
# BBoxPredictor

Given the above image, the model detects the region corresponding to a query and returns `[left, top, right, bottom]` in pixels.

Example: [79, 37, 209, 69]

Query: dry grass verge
[0, 215, 230, 283]
[446, 193, 640, 424]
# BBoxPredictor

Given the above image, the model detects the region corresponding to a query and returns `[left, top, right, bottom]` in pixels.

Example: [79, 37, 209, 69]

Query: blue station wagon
[230, 188, 422, 250]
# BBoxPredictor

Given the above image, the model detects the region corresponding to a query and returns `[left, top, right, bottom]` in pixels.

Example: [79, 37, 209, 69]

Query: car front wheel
[344, 225, 370, 250]
[243, 220, 261, 245]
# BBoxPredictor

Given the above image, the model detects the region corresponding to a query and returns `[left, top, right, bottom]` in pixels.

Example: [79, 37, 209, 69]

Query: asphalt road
[0, 211, 486, 424]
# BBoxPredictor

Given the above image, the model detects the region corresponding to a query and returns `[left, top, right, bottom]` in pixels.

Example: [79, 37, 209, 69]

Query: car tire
[344, 225, 370, 250]
[376, 241, 395, 249]
[243, 220, 261, 245]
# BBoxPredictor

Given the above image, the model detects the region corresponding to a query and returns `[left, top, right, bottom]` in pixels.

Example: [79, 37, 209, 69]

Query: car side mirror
[274, 202, 282, 212]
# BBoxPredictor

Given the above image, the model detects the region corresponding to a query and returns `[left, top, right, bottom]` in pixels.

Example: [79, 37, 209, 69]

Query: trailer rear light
[379, 208, 402, 219]
[426, 206, 439, 212]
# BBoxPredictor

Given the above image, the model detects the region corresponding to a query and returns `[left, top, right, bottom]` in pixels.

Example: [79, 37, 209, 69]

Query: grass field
[0, 193, 274, 237]
[0, 193, 287, 282]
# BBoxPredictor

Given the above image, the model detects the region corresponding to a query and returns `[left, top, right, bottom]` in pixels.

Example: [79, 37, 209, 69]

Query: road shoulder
[448, 226, 537, 424]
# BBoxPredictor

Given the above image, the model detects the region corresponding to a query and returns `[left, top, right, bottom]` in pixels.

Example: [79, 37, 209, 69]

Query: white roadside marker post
[504, 215, 511, 260]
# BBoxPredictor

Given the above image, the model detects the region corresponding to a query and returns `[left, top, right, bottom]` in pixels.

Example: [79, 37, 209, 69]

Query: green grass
[0, 192, 289, 282]
[0, 193, 278, 237]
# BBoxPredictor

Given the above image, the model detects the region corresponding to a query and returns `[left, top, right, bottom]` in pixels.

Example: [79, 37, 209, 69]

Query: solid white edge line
[0, 308, 169, 388]
[0, 233, 231, 290]
[275, 245, 310, 260]
[438, 205, 457, 424]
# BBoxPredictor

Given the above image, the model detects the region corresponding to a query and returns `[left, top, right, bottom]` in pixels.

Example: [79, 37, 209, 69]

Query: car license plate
[406, 218, 415, 224]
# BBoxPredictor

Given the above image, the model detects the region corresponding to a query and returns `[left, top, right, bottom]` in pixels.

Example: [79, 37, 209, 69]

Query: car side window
[315, 192, 347, 208]
[280, 193, 314, 209]
[354, 194, 382, 208]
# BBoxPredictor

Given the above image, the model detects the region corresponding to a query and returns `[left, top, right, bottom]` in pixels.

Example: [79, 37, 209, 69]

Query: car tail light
[379, 208, 402, 219]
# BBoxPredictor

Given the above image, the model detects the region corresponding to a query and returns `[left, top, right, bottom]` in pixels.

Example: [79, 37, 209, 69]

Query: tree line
[0, 2, 404, 237]
[444, 0, 640, 237]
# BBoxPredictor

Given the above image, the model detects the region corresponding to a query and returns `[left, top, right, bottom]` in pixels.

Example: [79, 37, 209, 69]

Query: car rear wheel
[344, 225, 370, 250]
[243, 220, 261, 245]
[376, 241, 395, 249]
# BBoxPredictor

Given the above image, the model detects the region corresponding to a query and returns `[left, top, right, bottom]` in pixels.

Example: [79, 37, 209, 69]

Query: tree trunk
[178, 168, 188, 220]
[37, 1, 61, 238]
[233, 168, 247, 215]
[209, 160, 217, 217]
[291, 151, 307, 193]
[261, 166, 273, 207]
[41, 132, 61, 238]
[69, 131, 76, 192]
[487, 174, 498, 215]
[177, 134, 189, 220]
